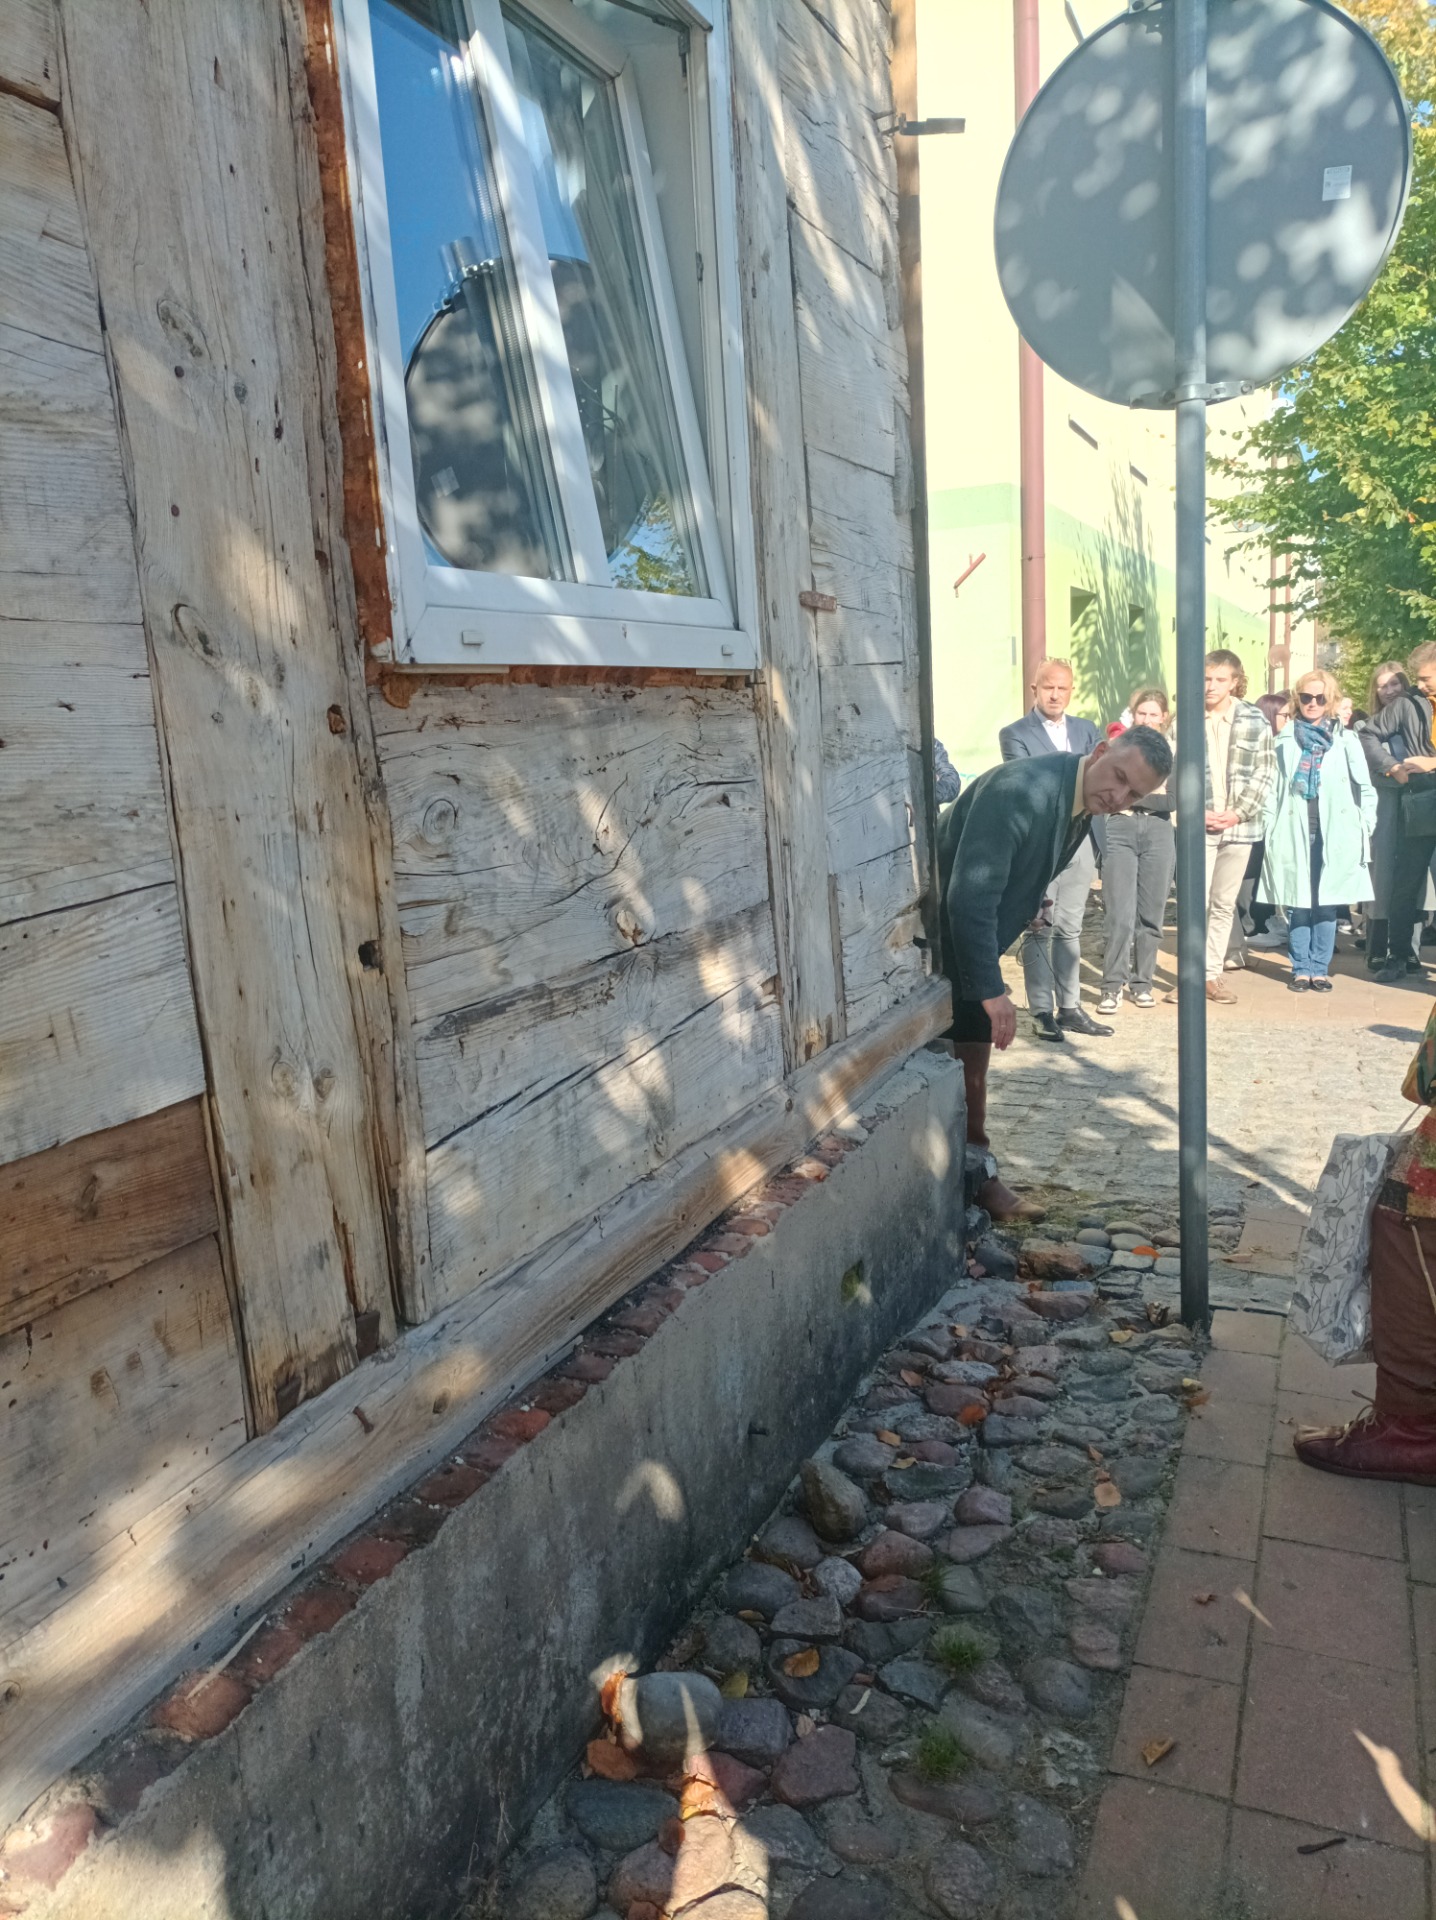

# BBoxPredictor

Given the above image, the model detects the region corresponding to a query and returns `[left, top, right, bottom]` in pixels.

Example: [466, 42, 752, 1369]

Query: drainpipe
[1015, 0, 1046, 685]
[892, 0, 941, 974]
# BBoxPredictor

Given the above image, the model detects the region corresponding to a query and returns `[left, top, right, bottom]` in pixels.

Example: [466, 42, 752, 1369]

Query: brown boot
[953, 1041, 1045, 1222]
[1294, 1408, 1436, 1486]
[976, 1174, 1046, 1223]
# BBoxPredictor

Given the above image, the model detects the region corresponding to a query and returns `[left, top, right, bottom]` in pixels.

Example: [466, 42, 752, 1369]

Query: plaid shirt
[1206, 698, 1276, 845]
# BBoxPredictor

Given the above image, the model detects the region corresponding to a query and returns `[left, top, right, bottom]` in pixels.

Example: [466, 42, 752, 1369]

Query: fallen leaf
[875, 1429, 902, 1446]
[1185, 1389, 1211, 1409]
[1094, 1481, 1123, 1509]
[849, 1687, 872, 1716]
[1192, 1591, 1217, 1606]
[720, 1670, 749, 1699]
[587, 1738, 640, 1781]
[952, 1324, 969, 1338]
[599, 1670, 628, 1722]
[892, 1455, 916, 1469]
[737, 1609, 764, 1623]
[900, 1368, 925, 1388]
[1146, 1302, 1170, 1326]
[1181, 1378, 1202, 1390]
[783, 1647, 821, 1678]
[1086, 1445, 1105, 1463]
[795, 1713, 816, 1737]
[958, 1403, 987, 1426]
[1110, 1328, 1134, 1345]
[1133, 1245, 1159, 1257]
[681, 1779, 725, 1818]
[1141, 1737, 1175, 1768]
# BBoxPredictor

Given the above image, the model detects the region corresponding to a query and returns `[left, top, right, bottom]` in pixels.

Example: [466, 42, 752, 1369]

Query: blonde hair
[1409, 642, 1436, 675]
[1129, 686, 1170, 729]
[1032, 657, 1074, 685]
[1288, 668, 1342, 723]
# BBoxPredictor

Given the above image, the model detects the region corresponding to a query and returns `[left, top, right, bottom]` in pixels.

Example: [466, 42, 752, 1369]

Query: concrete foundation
[27, 1052, 963, 1920]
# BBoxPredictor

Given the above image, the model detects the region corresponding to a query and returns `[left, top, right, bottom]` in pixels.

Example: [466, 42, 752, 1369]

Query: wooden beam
[56, 0, 414, 1424]
[0, 0, 60, 110]
[729, 2, 842, 1070]
[0, 1099, 218, 1338]
[0, 979, 950, 1827]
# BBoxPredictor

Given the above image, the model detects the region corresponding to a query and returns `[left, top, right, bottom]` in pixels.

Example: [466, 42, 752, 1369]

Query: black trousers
[1387, 829, 1436, 964]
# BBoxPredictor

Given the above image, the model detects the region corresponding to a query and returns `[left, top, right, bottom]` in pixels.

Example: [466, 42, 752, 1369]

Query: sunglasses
[1298, 692, 1328, 706]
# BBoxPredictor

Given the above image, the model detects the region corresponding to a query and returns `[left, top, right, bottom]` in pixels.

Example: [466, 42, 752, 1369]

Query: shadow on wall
[1070, 465, 1164, 723]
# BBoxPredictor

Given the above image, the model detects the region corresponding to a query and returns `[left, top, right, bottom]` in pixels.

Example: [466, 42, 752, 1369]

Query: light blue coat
[1258, 726, 1377, 906]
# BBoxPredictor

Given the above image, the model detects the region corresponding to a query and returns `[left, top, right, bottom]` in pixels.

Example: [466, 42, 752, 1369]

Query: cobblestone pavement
[481, 1206, 1210, 1920]
[988, 915, 1427, 1245]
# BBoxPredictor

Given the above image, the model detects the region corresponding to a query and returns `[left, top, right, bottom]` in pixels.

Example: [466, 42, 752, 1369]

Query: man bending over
[936, 729, 1172, 1221]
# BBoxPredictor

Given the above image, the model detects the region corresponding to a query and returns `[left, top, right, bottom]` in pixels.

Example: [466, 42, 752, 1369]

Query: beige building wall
[916, 0, 1310, 777]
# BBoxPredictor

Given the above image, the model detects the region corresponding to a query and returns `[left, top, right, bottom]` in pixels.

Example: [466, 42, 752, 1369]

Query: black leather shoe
[1032, 1012, 1066, 1043]
[1057, 1006, 1114, 1037]
[1375, 964, 1407, 984]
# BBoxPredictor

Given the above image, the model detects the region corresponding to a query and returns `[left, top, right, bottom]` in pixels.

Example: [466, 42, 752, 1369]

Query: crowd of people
[935, 645, 1436, 1487]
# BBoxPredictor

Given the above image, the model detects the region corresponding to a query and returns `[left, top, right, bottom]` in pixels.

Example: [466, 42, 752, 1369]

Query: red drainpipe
[1015, 0, 1046, 686]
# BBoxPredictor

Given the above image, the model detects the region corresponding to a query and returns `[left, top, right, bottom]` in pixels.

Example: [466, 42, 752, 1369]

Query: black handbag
[1400, 775, 1436, 839]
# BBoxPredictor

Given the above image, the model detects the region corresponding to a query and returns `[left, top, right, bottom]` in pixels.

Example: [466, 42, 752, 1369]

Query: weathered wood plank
[415, 902, 779, 1149]
[731, 0, 842, 1066]
[791, 214, 902, 479]
[0, 982, 951, 1828]
[0, 630, 173, 922]
[0, 888, 205, 1167]
[0, 324, 142, 625]
[0, 0, 60, 107]
[0, 1100, 219, 1339]
[834, 837, 927, 1035]
[0, 92, 96, 350]
[0, 1237, 245, 1627]
[820, 660, 921, 768]
[375, 682, 771, 1022]
[808, 446, 915, 582]
[826, 751, 919, 877]
[426, 913, 784, 1304]
[59, 0, 409, 1423]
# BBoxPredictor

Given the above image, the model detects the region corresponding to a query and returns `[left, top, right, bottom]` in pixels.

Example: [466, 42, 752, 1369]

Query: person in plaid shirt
[1194, 649, 1277, 1005]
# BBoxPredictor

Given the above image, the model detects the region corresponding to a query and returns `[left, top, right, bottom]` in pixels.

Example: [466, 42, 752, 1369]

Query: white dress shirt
[1041, 713, 1070, 752]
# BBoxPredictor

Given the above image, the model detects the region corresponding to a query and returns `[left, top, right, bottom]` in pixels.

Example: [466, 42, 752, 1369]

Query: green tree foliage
[1208, 1, 1436, 694]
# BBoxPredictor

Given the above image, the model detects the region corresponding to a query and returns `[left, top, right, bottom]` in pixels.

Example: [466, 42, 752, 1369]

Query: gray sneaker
[1096, 991, 1120, 1015]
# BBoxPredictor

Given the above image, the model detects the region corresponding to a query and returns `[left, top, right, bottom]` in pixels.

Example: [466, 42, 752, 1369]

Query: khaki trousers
[1205, 838, 1250, 979]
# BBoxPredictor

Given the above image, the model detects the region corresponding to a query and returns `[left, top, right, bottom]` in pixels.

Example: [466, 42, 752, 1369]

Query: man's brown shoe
[1205, 978, 1238, 1004]
[1293, 1407, 1436, 1486]
[976, 1175, 1045, 1223]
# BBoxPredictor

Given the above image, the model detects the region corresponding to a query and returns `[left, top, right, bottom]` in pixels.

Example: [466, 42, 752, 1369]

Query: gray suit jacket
[999, 707, 1102, 761]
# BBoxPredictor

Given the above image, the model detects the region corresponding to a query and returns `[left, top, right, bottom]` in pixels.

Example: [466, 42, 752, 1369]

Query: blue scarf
[1292, 714, 1335, 799]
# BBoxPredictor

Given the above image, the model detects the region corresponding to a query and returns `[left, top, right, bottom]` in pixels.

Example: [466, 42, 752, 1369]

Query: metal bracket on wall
[874, 111, 966, 138]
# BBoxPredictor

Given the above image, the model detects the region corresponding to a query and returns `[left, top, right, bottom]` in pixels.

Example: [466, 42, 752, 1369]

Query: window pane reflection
[503, 7, 707, 596]
[372, 0, 567, 578]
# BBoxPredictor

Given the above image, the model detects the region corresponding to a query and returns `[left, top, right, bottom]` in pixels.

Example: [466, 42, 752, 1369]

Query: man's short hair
[1204, 648, 1247, 697]
[1118, 725, 1173, 782]
[1032, 657, 1074, 682]
[1408, 641, 1436, 675]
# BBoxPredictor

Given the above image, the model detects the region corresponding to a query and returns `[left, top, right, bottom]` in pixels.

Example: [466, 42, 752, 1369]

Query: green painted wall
[930, 484, 1268, 783]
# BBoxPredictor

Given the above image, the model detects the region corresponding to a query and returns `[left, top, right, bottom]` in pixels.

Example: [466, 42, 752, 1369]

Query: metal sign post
[1172, 0, 1211, 1327]
[992, 0, 1411, 1328]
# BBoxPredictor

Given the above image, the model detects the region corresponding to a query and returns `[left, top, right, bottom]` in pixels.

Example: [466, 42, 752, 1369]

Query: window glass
[371, 0, 568, 578]
[503, 7, 708, 597]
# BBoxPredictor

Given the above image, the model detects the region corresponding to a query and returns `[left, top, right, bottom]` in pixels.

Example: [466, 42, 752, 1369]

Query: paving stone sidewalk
[1075, 1314, 1436, 1920]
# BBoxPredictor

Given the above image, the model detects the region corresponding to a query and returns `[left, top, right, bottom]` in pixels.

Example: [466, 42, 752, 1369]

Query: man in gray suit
[999, 658, 1109, 1042]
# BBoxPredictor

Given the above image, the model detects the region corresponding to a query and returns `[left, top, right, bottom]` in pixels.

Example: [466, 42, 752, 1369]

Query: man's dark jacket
[999, 708, 1101, 761]
[936, 754, 1090, 1005]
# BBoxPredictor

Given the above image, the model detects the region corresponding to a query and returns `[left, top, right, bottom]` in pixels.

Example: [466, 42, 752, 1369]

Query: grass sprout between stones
[931, 1626, 986, 1676]
[915, 1720, 967, 1782]
[919, 1561, 949, 1606]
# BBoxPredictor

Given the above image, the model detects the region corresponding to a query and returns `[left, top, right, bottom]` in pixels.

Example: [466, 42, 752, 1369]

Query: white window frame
[337, 0, 759, 671]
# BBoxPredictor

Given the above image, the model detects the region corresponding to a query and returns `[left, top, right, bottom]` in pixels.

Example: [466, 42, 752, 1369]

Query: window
[340, 0, 755, 668]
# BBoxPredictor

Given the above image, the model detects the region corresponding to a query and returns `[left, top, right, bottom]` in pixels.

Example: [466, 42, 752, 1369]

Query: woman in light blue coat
[1258, 669, 1376, 993]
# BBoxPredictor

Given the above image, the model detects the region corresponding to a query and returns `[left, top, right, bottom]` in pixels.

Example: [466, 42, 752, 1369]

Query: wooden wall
[0, 10, 247, 1655]
[374, 0, 929, 1317]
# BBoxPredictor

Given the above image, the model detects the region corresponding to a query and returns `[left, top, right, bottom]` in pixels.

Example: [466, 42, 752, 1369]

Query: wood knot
[421, 798, 459, 843]
[156, 294, 209, 362]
